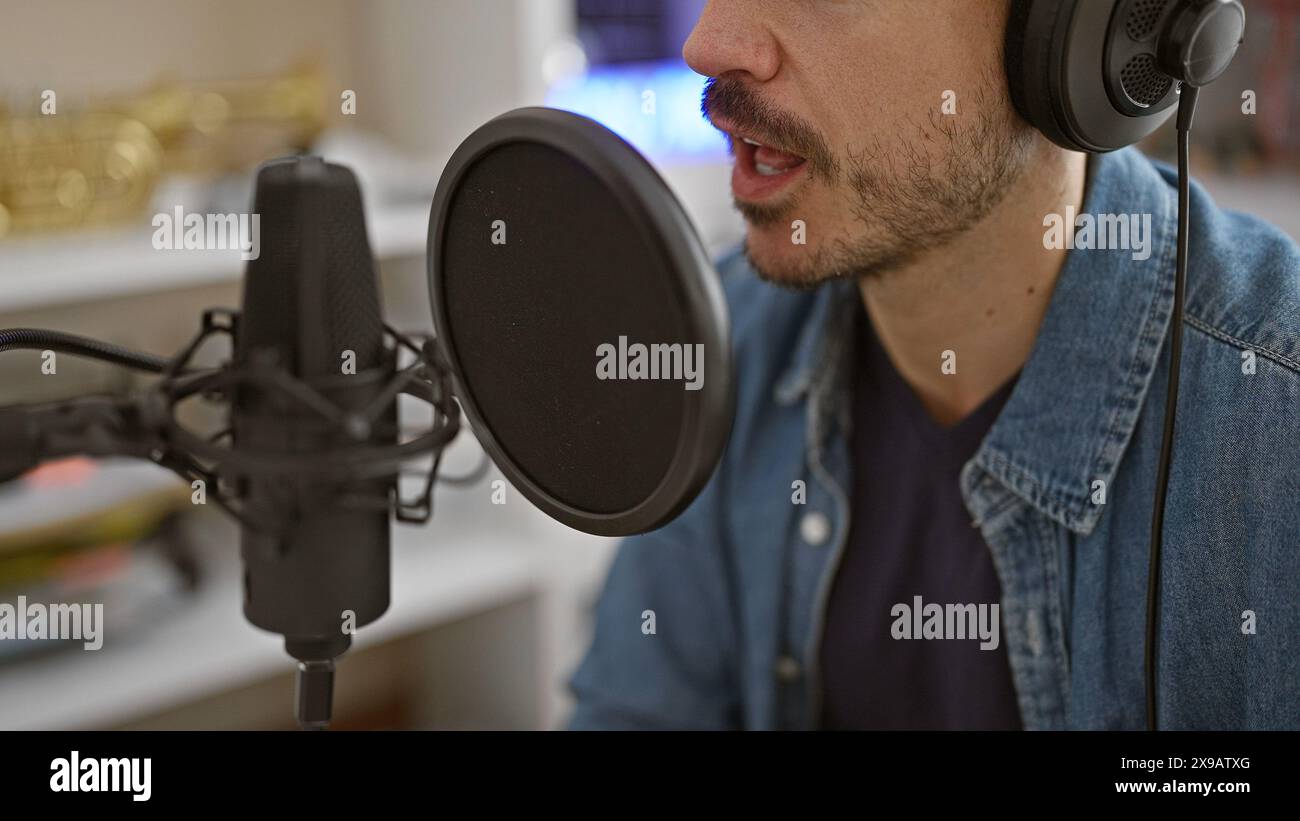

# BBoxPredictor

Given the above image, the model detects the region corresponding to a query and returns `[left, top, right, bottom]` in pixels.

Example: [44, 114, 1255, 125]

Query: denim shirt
[568, 147, 1300, 730]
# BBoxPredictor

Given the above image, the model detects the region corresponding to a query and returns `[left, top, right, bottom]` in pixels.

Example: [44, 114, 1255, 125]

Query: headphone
[1002, 0, 1245, 730]
[1005, 0, 1246, 152]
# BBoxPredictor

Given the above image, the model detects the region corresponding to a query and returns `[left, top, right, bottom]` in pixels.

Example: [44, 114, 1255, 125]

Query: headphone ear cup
[1005, 0, 1180, 153]
[1005, 0, 1092, 152]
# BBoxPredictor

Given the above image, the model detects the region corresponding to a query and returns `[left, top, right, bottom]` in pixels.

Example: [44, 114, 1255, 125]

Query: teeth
[741, 138, 762, 147]
[755, 161, 782, 176]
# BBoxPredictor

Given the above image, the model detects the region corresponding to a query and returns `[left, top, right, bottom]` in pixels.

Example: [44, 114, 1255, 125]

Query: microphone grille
[239, 157, 385, 378]
[320, 170, 385, 369]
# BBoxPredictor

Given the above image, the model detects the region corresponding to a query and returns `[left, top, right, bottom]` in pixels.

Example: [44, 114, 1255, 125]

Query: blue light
[545, 61, 728, 164]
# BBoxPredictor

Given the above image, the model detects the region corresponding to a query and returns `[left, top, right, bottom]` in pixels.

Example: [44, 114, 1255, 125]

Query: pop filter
[428, 107, 732, 536]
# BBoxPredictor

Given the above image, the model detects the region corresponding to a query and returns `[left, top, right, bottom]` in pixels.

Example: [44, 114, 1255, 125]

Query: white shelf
[0, 202, 431, 314]
[0, 157, 746, 317]
[0, 473, 615, 730]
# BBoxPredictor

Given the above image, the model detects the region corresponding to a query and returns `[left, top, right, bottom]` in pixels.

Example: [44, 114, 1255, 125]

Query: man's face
[685, 0, 1036, 287]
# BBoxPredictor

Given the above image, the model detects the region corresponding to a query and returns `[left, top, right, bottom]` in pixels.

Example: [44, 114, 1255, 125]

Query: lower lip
[731, 139, 808, 202]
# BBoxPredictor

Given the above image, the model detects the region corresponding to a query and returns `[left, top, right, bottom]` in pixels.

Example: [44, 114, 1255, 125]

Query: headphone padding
[1005, 0, 1087, 151]
[1004, 0, 1033, 125]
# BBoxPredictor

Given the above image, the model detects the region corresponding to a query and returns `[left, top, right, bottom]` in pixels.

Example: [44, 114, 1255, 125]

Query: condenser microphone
[0, 151, 456, 728]
[232, 156, 398, 728]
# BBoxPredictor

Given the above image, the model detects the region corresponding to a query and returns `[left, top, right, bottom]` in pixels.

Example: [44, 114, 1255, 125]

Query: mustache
[701, 77, 839, 180]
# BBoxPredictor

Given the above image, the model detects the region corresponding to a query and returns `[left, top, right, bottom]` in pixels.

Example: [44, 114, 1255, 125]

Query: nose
[683, 0, 780, 83]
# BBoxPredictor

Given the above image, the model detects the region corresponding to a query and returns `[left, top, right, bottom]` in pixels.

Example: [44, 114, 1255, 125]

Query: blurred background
[0, 0, 1296, 729]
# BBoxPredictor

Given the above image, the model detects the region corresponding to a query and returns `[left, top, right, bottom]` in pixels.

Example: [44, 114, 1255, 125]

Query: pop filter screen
[428, 108, 732, 536]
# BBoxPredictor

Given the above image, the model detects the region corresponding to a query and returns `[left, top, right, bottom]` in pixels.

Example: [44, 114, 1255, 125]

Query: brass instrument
[0, 114, 162, 236]
[121, 63, 327, 174]
[0, 63, 326, 239]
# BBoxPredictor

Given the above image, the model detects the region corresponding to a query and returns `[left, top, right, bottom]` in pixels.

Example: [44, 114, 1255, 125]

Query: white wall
[350, 0, 574, 157]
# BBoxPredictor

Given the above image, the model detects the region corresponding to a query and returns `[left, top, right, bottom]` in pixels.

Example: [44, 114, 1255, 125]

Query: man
[569, 0, 1299, 729]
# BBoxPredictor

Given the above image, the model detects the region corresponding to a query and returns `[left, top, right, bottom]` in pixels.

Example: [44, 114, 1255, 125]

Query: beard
[702, 74, 1036, 289]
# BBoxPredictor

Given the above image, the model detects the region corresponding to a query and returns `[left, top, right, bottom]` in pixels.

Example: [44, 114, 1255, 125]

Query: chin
[741, 228, 826, 290]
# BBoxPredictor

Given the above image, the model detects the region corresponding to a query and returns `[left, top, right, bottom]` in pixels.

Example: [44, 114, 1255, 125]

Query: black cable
[1146, 85, 1198, 732]
[0, 328, 171, 373]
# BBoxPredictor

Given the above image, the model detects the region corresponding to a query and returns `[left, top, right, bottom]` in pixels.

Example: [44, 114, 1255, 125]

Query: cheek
[795, 18, 999, 160]
[796, 62, 923, 173]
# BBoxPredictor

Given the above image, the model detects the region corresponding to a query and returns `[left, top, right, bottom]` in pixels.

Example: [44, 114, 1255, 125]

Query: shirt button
[800, 511, 830, 546]
[775, 655, 802, 683]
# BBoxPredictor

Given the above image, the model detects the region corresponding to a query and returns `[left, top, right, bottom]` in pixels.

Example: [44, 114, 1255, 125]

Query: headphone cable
[1146, 84, 1199, 732]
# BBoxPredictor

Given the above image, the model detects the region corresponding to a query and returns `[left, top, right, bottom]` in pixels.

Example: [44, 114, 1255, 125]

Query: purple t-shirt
[819, 306, 1022, 730]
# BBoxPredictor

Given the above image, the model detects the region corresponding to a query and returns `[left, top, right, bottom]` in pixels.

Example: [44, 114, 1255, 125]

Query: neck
[858, 142, 1087, 427]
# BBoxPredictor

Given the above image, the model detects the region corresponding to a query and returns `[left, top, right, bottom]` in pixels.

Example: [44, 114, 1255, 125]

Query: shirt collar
[774, 279, 854, 405]
[775, 146, 1177, 535]
[968, 147, 1176, 534]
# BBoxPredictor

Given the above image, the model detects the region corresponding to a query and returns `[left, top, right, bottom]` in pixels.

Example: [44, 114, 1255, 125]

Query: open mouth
[740, 137, 806, 176]
[727, 131, 809, 203]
